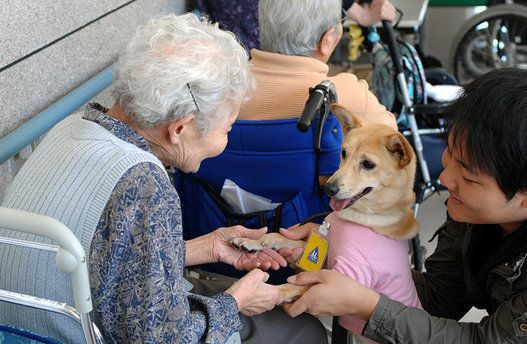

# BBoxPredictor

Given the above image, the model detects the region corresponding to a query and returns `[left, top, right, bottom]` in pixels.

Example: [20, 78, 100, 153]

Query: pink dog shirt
[325, 212, 422, 336]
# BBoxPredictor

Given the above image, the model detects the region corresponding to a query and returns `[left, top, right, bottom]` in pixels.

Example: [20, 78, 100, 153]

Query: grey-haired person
[0, 13, 326, 344]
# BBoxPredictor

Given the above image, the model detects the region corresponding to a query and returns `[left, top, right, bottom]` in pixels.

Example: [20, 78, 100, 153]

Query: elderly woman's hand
[282, 269, 380, 320]
[212, 226, 288, 271]
[347, 0, 397, 27]
[226, 269, 282, 316]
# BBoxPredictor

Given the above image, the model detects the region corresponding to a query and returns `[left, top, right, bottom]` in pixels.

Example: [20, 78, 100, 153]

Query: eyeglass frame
[186, 83, 201, 113]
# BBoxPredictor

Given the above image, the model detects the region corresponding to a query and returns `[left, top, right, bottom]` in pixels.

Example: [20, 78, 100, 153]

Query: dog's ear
[385, 133, 414, 168]
[330, 104, 363, 134]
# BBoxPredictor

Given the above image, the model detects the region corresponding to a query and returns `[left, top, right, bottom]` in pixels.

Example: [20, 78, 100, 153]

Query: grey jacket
[363, 217, 527, 343]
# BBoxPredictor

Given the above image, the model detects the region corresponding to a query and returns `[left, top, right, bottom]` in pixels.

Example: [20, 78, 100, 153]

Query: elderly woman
[0, 13, 328, 344]
[238, 0, 396, 127]
[174, 0, 398, 277]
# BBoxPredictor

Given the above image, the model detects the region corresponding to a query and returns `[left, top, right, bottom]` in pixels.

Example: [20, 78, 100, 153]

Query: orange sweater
[239, 49, 396, 129]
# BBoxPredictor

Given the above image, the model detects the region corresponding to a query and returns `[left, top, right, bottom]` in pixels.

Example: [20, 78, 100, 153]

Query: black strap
[299, 211, 332, 226]
[272, 204, 284, 232]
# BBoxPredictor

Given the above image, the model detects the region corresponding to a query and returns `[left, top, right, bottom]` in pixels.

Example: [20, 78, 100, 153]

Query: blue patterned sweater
[85, 104, 241, 343]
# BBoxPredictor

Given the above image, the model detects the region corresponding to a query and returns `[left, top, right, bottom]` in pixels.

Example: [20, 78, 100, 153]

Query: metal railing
[0, 65, 113, 165]
[0, 66, 113, 343]
[0, 207, 104, 344]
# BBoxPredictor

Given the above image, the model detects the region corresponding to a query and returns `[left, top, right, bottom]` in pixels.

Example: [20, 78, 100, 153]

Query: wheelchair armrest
[425, 67, 458, 86]
[413, 102, 449, 115]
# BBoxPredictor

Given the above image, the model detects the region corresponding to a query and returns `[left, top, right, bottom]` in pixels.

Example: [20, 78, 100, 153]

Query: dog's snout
[324, 183, 340, 197]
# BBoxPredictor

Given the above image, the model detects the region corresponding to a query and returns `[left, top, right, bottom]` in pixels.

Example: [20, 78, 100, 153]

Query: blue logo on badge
[307, 247, 319, 263]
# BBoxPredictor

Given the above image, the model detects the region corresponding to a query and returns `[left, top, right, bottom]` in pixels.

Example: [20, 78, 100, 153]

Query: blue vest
[174, 115, 342, 282]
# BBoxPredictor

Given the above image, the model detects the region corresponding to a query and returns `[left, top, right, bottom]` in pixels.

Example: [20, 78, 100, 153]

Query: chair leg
[331, 316, 348, 344]
[411, 236, 427, 272]
[410, 182, 434, 272]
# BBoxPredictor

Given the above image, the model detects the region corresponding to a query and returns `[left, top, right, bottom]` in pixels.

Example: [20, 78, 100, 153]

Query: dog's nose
[324, 183, 340, 197]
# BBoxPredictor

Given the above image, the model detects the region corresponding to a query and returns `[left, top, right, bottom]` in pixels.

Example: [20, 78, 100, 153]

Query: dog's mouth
[329, 187, 373, 212]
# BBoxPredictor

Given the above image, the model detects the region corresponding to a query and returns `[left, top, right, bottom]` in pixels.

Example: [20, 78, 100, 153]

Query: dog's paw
[277, 284, 309, 303]
[231, 233, 306, 252]
[230, 237, 265, 252]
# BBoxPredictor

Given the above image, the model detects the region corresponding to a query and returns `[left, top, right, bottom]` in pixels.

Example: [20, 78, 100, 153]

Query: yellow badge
[297, 222, 330, 272]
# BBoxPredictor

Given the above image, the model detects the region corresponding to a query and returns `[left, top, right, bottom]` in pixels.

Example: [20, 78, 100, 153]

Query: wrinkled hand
[347, 0, 397, 27]
[212, 226, 287, 271]
[276, 222, 318, 269]
[282, 270, 380, 321]
[226, 269, 282, 316]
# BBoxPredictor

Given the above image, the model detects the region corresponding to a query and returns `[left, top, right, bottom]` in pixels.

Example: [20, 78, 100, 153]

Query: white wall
[423, 6, 484, 72]
[0, 0, 186, 200]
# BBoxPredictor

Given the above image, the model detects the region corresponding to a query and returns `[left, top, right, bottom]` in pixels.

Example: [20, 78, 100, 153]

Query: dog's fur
[231, 104, 418, 302]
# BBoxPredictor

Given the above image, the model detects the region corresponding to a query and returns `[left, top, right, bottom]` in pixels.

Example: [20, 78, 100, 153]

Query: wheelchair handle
[382, 20, 404, 77]
[297, 80, 338, 132]
[0, 207, 92, 314]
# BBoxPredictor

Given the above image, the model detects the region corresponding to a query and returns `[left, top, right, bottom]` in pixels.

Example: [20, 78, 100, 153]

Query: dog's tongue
[329, 198, 354, 212]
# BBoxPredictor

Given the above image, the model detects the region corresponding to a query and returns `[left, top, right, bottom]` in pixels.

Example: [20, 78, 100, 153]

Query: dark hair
[446, 68, 527, 200]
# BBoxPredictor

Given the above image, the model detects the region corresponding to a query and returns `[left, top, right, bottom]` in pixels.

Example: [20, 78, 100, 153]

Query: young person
[281, 68, 527, 343]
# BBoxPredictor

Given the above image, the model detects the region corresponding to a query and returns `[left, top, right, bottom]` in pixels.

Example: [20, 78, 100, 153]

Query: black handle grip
[382, 20, 404, 76]
[297, 89, 325, 132]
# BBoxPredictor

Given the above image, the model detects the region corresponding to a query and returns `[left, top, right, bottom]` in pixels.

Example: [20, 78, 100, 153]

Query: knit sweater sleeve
[89, 162, 241, 343]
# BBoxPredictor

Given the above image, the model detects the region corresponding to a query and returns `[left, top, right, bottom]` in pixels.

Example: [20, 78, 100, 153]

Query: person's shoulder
[328, 71, 361, 84]
[122, 161, 167, 180]
[114, 162, 172, 198]
[327, 72, 369, 96]
[433, 217, 470, 246]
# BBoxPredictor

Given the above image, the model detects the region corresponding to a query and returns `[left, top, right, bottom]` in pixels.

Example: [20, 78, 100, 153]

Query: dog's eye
[361, 160, 376, 170]
[341, 149, 347, 159]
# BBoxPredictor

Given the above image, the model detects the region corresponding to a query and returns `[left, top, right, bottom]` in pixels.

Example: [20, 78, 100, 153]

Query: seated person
[282, 68, 527, 343]
[344, 0, 397, 27]
[175, 0, 398, 282]
[194, 0, 396, 54]
[195, 0, 260, 52]
[0, 13, 326, 344]
[239, 0, 396, 129]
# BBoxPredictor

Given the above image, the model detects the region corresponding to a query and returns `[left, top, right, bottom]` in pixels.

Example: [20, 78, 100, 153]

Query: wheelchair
[174, 86, 343, 284]
[365, 19, 462, 273]
[449, 1, 527, 85]
[0, 207, 104, 344]
[177, 21, 458, 344]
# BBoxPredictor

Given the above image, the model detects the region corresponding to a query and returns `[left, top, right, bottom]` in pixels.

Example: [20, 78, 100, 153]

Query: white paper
[220, 179, 281, 214]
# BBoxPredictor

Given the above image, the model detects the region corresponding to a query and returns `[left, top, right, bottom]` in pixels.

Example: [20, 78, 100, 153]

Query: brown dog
[231, 104, 418, 302]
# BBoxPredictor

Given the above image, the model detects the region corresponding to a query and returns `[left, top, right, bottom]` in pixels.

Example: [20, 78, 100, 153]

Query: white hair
[113, 13, 255, 134]
[259, 0, 342, 57]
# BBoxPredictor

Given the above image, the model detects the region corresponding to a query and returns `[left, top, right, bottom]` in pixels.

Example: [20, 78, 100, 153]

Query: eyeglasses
[341, 8, 348, 24]
[186, 83, 201, 113]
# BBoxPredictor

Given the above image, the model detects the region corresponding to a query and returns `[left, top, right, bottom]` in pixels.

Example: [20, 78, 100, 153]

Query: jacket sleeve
[362, 219, 527, 343]
[363, 292, 527, 343]
[413, 220, 472, 319]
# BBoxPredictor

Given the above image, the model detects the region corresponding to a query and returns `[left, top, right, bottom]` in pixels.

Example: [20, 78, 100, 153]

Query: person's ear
[167, 115, 195, 145]
[316, 26, 341, 61]
[519, 192, 527, 209]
